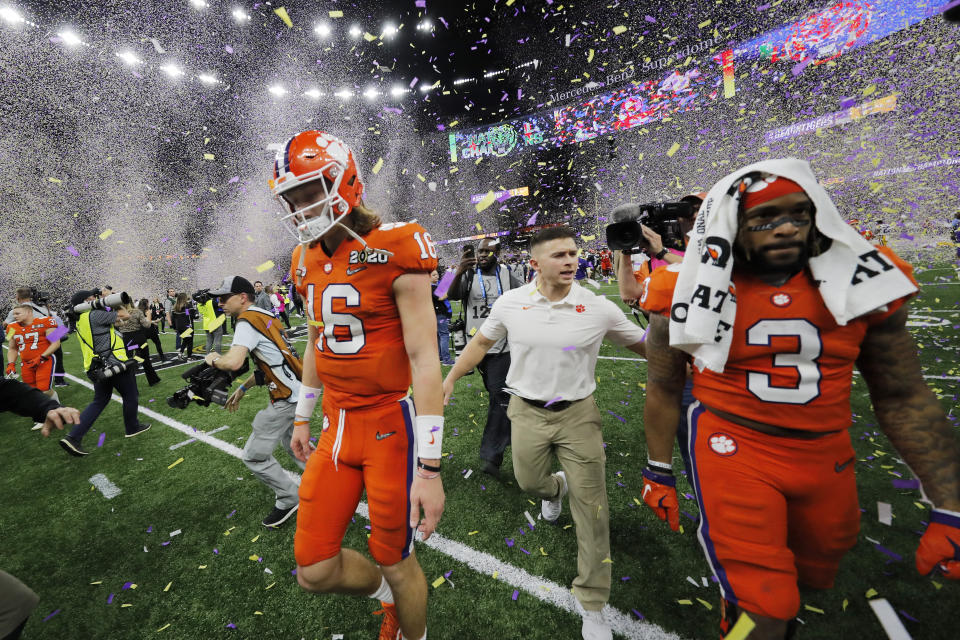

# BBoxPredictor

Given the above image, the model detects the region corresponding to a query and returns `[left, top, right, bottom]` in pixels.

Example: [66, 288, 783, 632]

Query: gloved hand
[917, 508, 960, 579]
[5, 362, 16, 377]
[642, 466, 680, 532]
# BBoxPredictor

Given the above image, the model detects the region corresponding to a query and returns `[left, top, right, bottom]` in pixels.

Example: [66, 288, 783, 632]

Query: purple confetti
[606, 411, 626, 423]
[65, 245, 80, 257]
[519, 547, 530, 555]
[874, 544, 903, 562]
[631, 609, 645, 620]
[224, 45, 234, 54]
[42, 609, 61, 621]
[107, 593, 114, 604]
[226, 622, 237, 629]
[561, 345, 576, 351]
[47, 324, 70, 343]
[511, 590, 519, 601]
[226, 509, 236, 518]
[97, 432, 106, 448]
[543, 396, 564, 407]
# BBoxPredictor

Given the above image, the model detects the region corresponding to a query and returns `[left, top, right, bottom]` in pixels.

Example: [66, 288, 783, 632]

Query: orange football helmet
[270, 130, 365, 243]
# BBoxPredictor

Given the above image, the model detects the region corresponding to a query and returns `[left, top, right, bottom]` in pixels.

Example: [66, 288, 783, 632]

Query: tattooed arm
[857, 305, 960, 511]
[643, 314, 690, 464]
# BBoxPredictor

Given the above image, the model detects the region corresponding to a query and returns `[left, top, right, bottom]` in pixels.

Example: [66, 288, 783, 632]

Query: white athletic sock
[401, 630, 426, 640]
[50, 390, 60, 404]
[369, 575, 394, 605]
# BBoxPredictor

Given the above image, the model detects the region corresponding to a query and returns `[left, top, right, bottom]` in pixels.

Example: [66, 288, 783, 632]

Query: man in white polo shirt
[442, 226, 646, 640]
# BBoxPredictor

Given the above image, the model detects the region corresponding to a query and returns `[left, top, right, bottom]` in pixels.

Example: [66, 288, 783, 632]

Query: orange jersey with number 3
[8, 316, 58, 361]
[640, 246, 917, 431]
[292, 222, 438, 409]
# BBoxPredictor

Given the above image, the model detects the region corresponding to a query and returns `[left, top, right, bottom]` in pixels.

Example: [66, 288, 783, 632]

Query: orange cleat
[374, 602, 401, 640]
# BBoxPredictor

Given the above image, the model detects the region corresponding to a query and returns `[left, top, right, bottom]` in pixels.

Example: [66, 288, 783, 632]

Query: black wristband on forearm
[417, 460, 441, 473]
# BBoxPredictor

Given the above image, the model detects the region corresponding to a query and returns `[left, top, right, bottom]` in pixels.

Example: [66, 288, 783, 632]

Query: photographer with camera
[58, 290, 151, 457]
[171, 293, 198, 360]
[203, 276, 305, 528]
[193, 289, 226, 354]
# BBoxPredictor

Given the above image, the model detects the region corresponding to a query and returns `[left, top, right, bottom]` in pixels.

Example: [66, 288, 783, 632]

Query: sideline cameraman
[205, 276, 305, 528]
[194, 290, 226, 354]
[58, 290, 151, 457]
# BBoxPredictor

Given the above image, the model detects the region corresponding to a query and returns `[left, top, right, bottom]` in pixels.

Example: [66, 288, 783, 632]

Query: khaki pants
[507, 394, 610, 611]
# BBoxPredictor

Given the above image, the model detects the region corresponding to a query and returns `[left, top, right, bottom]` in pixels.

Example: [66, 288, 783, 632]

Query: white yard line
[64, 373, 681, 640]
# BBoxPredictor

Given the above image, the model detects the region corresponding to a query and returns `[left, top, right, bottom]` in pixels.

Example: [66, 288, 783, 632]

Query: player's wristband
[295, 385, 322, 420]
[647, 458, 673, 473]
[416, 415, 444, 459]
[417, 460, 442, 473]
[654, 248, 669, 260]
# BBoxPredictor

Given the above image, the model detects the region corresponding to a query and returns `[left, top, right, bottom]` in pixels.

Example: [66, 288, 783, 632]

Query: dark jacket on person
[1, 377, 59, 423]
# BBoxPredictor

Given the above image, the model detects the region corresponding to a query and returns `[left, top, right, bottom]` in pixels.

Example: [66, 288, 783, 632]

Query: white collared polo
[478, 281, 645, 403]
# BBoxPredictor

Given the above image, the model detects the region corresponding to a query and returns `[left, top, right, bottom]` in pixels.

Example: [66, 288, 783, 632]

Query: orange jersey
[641, 246, 917, 431]
[293, 222, 438, 409]
[8, 316, 58, 361]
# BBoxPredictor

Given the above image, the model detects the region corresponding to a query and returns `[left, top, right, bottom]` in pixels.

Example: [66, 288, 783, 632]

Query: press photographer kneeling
[59, 290, 151, 457]
[202, 276, 306, 528]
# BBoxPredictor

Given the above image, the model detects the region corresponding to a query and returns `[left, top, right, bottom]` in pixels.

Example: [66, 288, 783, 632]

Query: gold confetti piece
[475, 191, 496, 212]
[121, 604, 132, 608]
[256, 260, 276, 273]
[251, 535, 260, 542]
[724, 612, 756, 640]
[48, 177, 62, 184]
[198, 565, 207, 569]
[527, 499, 536, 506]
[90, 580, 103, 585]
[157, 623, 171, 632]
[612, 25, 627, 35]
[468, 327, 477, 336]
[417, 173, 426, 182]
[843, 598, 849, 611]
[804, 605, 824, 614]
[506, 0, 515, 5]
[371, 158, 384, 174]
[698, 19, 712, 28]
[431, 576, 446, 588]
[274, 7, 293, 28]
[677, 599, 693, 605]
[133, 356, 144, 363]
[468, 531, 479, 535]
[164, 582, 172, 592]
[249, 555, 260, 561]
[99, 229, 115, 240]
[130, 584, 137, 589]
[679, 524, 685, 534]
[265, 582, 276, 590]
[865, 588, 878, 599]
[863, 84, 876, 97]
[363, 32, 377, 41]
[581, 234, 596, 241]
[492, 571, 498, 579]
[179, 328, 193, 338]
[308, 320, 323, 327]
[697, 598, 713, 610]
[633, 497, 641, 506]
[167, 457, 184, 470]
[667, 142, 681, 157]
[328, 9, 343, 17]
[203, 153, 215, 161]
[932, 580, 942, 590]
[539, 547, 548, 556]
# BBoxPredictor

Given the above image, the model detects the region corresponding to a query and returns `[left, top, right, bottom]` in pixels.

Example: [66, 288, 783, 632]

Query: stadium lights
[382, 22, 397, 38]
[268, 84, 287, 97]
[160, 63, 184, 78]
[453, 78, 474, 86]
[116, 51, 142, 65]
[416, 19, 432, 31]
[231, 8, 250, 22]
[334, 88, 352, 100]
[390, 85, 407, 97]
[484, 68, 508, 78]
[348, 24, 361, 38]
[363, 86, 379, 100]
[304, 88, 323, 99]
[57, 29, 84, 47]
[420, 83, 433, 93]
[189, 0, 208, 9]
[314, 22, 331, 37]
[197, 72, 218, 85]
[0, 6, 25, 24]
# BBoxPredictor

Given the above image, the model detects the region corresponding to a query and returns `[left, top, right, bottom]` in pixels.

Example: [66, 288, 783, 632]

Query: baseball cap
[70, 290, 98, 307]
[209, 276, 256, 299]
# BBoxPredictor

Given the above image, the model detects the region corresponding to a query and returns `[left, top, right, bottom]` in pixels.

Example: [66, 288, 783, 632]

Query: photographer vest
[75, 311, 128, 371]
[199, 299, 226, 332]
[237, 308, 303, 402]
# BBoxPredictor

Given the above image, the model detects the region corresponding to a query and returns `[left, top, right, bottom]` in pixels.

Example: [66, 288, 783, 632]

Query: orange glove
[5, 362, 16, 377]
[642, 466, 680, 532]
[916, 509, 960, 579]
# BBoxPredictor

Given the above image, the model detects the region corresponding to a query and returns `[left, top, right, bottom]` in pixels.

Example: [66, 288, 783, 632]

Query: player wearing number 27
[639, 159, 960, 639]
[272, 130, 444, 640]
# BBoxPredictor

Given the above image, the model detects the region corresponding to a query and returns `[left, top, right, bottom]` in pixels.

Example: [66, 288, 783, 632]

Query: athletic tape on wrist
[416, 415, 444, 459]
[295, 385, 322, 420]
[647, 458, 673, 472]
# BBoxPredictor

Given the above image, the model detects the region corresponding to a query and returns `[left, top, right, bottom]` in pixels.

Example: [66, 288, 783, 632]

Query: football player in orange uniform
[272, 130, 444, 640]
[6, 304, 61, 402]
[640, 163, 960, 639]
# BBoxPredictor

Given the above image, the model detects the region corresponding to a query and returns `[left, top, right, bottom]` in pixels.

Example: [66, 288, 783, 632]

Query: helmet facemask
[276, 162, 357, 245]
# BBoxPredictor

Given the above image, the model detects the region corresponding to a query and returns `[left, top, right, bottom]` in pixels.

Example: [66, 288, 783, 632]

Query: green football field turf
[2, 265, 958, 639]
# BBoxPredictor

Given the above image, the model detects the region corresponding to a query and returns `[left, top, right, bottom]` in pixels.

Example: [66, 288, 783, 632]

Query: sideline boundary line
[63, 373, 682, 640]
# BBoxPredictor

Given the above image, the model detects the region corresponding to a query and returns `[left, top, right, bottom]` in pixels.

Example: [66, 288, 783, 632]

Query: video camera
[72, 292, 132, 314]
[29, 287, 50, 305]
[167, 359, 249, 409]
[191, 289, 212, 304]
[604, 201, 694, 255]
[87, 358, 134, 383]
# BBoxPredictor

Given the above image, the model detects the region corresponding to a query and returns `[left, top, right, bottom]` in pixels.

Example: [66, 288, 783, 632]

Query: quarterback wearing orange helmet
[273, 130, 445, 640]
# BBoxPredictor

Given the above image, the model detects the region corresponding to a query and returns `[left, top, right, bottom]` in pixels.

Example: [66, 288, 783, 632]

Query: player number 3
[745, 319, 822, 405]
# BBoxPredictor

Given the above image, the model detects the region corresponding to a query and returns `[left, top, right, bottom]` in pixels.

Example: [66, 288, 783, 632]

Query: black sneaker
[125, 423, 151, 438]
[480, 459, 501, 479]
[59, 436, 89, 457]
[262, 504, 299, 528]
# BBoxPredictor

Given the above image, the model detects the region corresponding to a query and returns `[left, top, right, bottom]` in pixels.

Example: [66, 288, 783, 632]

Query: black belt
[701, 403, 841, 440]
[521, 397, 575, 412]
